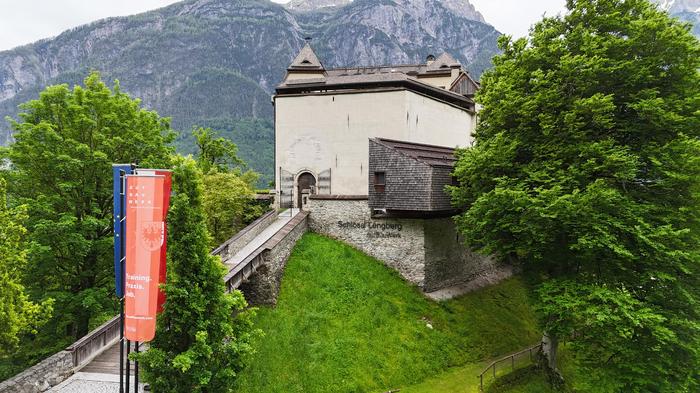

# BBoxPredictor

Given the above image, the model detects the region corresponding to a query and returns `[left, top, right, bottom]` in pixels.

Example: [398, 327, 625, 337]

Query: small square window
[374, 171, 386, 192]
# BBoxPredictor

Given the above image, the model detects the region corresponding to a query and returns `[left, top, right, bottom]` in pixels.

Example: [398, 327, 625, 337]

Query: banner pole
[134, 342, 140, 392]
[126, 339, 131, 392]
[119, 169, 126, 393]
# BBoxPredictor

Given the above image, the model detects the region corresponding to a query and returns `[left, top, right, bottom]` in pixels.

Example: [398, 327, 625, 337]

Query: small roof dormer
[426, 52, 461, 72]
[288, 42, 325, 72]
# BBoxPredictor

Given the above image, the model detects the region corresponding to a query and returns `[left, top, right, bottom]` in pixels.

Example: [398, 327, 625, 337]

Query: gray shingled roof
[279, 48, 474, 110]
[426, 52, 461, 72]
[372, 138, 457, 168]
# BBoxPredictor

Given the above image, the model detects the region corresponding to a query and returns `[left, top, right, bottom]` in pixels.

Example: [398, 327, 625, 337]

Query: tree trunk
[542, 332, 559, 371]
[75, 313, 90, 339]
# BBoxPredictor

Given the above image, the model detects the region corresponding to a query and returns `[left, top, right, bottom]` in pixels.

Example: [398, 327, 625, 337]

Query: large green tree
[450, 0, 700, 391]
[202, 171, 263, 248]
[135, 158, 258, 392]
[0, 178, 52, 357]
[1, 72, 174, 342]
[192, 126, 265, 248]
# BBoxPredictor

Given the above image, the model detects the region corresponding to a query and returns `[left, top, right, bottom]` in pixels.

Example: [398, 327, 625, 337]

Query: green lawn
[234, 233, 542, 393]
[401, 363, 557, 393]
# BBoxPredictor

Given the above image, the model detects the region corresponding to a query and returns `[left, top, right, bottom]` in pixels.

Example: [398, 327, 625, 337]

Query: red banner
[154, 170, 171, 314]
[125, 175, 165, 342]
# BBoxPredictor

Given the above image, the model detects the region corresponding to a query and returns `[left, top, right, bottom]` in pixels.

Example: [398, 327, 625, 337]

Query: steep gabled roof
[288, 43, 325, 71]
[426, 52, 461, 72]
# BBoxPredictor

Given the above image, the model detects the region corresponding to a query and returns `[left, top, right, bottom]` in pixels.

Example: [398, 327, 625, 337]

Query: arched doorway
[297, 172, 316, 208]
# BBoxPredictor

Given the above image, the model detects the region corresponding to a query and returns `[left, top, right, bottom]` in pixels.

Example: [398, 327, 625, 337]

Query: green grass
[235, 233, 542, 393]
[400, 363, 557, 393]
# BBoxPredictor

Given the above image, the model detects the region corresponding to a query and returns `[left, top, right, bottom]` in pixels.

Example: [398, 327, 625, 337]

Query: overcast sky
[0, 0, 568, 51]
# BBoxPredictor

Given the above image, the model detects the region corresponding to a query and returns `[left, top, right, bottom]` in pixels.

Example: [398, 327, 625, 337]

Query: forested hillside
[0, 0, 501, 185]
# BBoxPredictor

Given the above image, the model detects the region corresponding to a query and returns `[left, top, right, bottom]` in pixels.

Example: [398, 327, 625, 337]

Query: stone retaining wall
[0, 350, 73, 393]
[306, 197, 427, 286]
[306, 197, 508, 292]
[238, 211, 309, 305]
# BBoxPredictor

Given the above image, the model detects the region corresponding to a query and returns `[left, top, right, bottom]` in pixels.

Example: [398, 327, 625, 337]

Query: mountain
[655, 0, 700, 36]
[0, 0, 501, 184]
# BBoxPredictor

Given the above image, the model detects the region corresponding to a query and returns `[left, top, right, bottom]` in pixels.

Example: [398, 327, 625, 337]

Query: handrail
[478, 343, 542, 391]
[65, 315, 121, 368]
[211, 209, 276, 256]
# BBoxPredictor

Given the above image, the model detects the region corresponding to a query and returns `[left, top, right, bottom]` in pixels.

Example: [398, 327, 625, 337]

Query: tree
[194, 127, 244, 174]
[450, 0, 700, 391]
[193, 126, 266, 247]
[0, 178, 52, 356]
[202, 171, 264, 248]
[135, 158, 258, 392]
[1, 72, 174, 341]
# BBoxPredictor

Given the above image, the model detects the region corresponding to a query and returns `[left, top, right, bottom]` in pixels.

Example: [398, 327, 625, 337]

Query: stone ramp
[222, 209, 299, 270]
[79, 343, 135, 375]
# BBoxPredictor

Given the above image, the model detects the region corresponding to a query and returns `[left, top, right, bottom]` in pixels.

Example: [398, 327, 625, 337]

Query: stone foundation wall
[0, 350, 73, 393]
[307, 197, 509, 292]
[306, 197, 427, 287]
[422, 218, 504, 292]
[238, 212, 309, 305]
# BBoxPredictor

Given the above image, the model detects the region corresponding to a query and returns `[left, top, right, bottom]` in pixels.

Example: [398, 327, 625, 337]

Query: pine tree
[135, 157, 258, 392]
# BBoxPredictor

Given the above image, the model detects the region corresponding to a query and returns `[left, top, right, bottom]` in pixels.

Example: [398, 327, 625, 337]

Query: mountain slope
[655, 0, 700, 36]
[0, 0, 501, 183]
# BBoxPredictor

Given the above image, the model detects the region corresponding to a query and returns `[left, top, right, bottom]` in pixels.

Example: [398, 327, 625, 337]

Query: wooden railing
[65, 315, 121, 369]
[478, 343, 542, 391]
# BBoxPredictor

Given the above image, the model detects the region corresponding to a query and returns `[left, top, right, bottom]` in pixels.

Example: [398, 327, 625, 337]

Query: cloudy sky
[0, 0, 568, 51]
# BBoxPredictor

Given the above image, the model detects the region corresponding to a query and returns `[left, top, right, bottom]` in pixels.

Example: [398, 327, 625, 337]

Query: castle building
[273, 44, 508, 294]
[274, 43, 479, 208]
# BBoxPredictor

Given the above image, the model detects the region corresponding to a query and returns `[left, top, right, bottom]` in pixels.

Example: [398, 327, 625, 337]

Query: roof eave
[276, 79, 474, 111]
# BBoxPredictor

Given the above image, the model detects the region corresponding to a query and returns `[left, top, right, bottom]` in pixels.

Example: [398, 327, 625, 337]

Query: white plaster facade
[274, 45, 478, 206]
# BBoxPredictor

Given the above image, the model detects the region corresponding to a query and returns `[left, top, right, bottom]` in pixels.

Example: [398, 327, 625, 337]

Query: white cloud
[0, 0, 567, 51]
[470, 0, 567, 37]
[0, 0, 182, 51]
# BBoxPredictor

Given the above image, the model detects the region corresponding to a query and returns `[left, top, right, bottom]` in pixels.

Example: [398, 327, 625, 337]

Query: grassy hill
[234, 233, 552, 392]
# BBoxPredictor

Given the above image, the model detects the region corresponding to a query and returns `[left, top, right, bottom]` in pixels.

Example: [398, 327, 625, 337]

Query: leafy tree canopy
[135, 157, 258, 392]
[0, 178, 52, 356]
[194, 126, 244, 174]
[192, 126, 266, 247]
[450, 0, 700, 391]
[1, 72, 174, 345]
[203, 171, 263, 248]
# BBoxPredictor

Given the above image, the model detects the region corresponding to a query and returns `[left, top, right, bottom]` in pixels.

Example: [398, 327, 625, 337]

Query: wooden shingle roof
[372, 138, 457, 168]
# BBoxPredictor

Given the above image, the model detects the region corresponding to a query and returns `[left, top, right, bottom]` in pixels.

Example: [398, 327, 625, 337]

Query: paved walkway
[49, 372, 144, 393]
[49, 209, 299, 392]
[221, 208, 299, 270]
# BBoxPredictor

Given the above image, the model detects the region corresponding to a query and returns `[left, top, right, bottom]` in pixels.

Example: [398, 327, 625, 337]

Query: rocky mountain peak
[285, 0, 353, 12]
[285, 0, 486, 23]
[656, 0, 700, 13]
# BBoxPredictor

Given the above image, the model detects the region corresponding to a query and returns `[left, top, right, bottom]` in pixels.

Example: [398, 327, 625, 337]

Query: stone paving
[48, 373, 144, 393]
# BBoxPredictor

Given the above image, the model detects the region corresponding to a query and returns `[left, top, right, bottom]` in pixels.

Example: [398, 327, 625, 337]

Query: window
[374, 171, 386, 192]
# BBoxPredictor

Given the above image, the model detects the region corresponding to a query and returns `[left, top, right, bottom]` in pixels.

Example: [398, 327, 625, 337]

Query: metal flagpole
[126, 339, 131, 392]
[134, 342, 140, 392]
[123, 168, 131, 393]
[119, 169, 126, 393]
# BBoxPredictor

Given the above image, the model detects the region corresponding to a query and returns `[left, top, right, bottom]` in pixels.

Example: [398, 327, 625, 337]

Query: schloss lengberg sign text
[337, 220, 403, 239]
